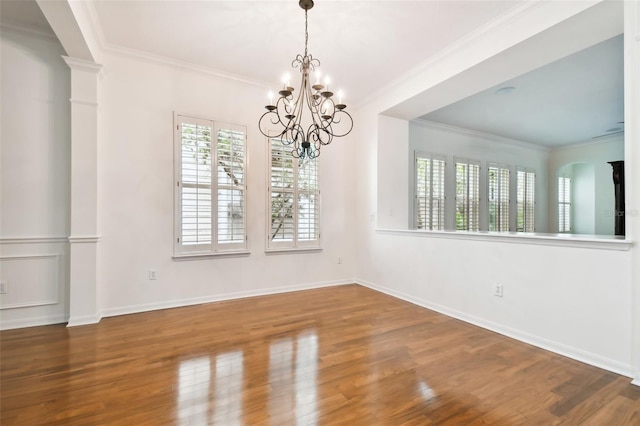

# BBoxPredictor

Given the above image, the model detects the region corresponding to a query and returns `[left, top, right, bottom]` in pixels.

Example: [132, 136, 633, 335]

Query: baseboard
[356, 279, 634, 379]
[67, 313, 102, 327]
[632, 376, 640, 387]
[0, 314, 67, 330]
[102, 279, 354, 319]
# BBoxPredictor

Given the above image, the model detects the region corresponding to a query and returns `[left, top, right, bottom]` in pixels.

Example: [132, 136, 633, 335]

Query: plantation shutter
[516, 168, 536, 232]
[180, 118, 213, 247]
[175, 115, 247, 255]
[415, 153, 445, 230]
[455, 159, 480, 231]
[558, 176, 571, 232]
[431, 158, 445, 230]
[270, 138, 295, 242]
[488, 163, 510, 232]
[297, 157, 320, 241]
[216, 125, 246, 247]
[268, 138, 320, 249]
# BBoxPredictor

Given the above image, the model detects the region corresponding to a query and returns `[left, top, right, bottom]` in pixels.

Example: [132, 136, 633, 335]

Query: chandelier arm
[308, 123, 331, 146]
[258, 111, 287, 139]
[318, 109, 354, 138]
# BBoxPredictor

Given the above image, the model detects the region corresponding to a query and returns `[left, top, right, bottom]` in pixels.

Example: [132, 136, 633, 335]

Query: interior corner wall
[359, 114, 634, 379]
[0, 27, 71, 329]
[97, 52, 356, 316]
[354, 2, 635, 377]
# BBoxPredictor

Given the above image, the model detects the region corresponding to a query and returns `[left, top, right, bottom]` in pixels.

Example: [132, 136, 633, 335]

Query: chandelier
[258, 0, 353, 159]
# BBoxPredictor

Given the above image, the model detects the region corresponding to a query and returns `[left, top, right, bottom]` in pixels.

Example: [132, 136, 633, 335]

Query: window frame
[173, 112, 248, 258]
[414, 151, 446, 231]
[266, 136, 321, 252]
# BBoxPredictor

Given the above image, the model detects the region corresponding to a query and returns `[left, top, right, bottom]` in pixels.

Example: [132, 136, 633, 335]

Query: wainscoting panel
[0, 255, 60, 309]
[0, 239, 69, 330]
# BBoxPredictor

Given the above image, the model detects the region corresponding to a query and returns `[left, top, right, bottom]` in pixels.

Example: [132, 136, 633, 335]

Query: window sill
[172, 250, 251, 261]
[376, 228, 631, 251]
[265, 247, 323, 255]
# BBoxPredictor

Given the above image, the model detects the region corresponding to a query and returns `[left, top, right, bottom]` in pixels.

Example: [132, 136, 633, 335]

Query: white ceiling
[89, 0, 524, 103]
[0, 0, 624, 146]
[1, 0, 524, 105]
[421, 34, 624, 147]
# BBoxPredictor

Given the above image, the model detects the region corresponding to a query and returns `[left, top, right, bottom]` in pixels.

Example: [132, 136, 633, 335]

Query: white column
[63, 56, 102, 327]
[624, 1, 640, 386]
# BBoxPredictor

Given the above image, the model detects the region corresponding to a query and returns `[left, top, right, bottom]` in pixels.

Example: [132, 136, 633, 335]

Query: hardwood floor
[1, 284, 639, 425]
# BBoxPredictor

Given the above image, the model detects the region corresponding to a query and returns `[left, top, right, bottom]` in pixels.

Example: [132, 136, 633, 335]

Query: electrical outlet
[0, 281, 7, 294]
[337, 256, 342, 264]
[148, 270, 157, 280]
[494, 283, 503, 297]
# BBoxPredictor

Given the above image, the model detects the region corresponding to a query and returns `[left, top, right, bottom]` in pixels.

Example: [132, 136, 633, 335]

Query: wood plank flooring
[1, 284, 639, 425]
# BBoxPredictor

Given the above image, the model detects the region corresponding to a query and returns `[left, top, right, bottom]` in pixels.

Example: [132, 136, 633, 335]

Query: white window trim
[266, 135, 321, 252]
[173, 112, 248, 258]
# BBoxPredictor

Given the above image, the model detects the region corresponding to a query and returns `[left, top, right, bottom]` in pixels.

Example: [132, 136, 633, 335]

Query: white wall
[0, 27, 71, 329]
[572, 163, 596, 234]
[377, 115, 408, 229]
[549, 135, 624, 235]
[355, 1, 637, 378]
[408, 120, 549, 232]
[97, 52, 356, 315]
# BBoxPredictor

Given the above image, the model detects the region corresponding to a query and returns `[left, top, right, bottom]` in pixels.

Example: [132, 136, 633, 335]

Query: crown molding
[0, 22, 58, 41]
[101, 43, 269, 90]
[411, 119, 551, 153]
[550, 131, 625, 152]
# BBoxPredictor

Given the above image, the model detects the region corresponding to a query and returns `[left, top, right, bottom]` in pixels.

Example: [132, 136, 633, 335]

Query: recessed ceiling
[421, 34, 624, 147]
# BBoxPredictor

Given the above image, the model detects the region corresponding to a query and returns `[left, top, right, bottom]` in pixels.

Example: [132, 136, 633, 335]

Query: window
[174, 114, 247, 255]
[558, 175, 571, 233]
[415, 153, 445, 230]
[455, 159, 480, 231]
[268, 137, 320, 250]
[488, 163, 510, 232]
[516, 167, 535, 232]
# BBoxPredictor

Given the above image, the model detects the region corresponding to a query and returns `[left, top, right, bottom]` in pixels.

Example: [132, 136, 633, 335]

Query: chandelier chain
[304, 9, 309, 58]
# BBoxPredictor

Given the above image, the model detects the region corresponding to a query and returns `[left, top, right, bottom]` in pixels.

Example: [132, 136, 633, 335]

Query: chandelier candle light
[259, 0, 353, 159]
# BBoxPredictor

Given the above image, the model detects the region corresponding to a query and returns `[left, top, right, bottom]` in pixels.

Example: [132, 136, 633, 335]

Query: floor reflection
[269, 331, 319, 426]
[177, 356, 211, 425]
[295, 332, 318, 426]
[417, 380, 437, 402]
[213, 351, 244, 425]
[176, 331, 316, 425]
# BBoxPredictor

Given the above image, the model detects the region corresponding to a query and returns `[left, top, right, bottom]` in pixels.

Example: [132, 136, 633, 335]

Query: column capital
[62, 56, 103, 74]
